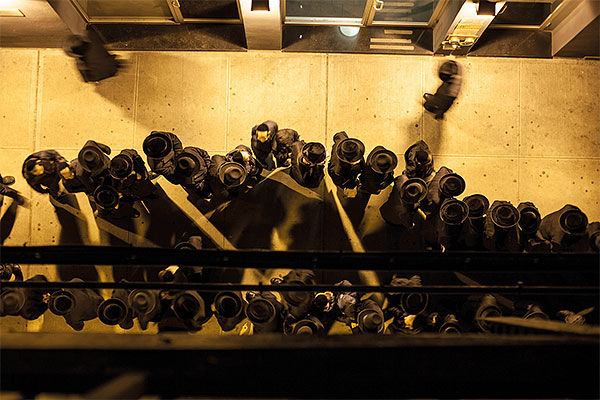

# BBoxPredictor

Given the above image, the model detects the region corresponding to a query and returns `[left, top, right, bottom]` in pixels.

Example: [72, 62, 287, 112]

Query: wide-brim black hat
[439, 173, 466, 198]
[367, 147, 398, 174]
[246, 298, 276, 323]
[400, 178, 428, 204]
[464, 194, 489, 219]
[78, 146, 104, 173]
[491, 203, 520, 229]
[559, 208, 588, 235]
[175, 152, 201, 177]
[214, 291, 244, 318]
[128, 289, 159, 314]
[0, 289, 25, 315]
[97, 298, 128, 325]
[93, 185, 120, 210]
[109, 154, 133, 179]
[517, 203, 541, 234]
[357, 307, 384, 334]
[302, 142, 326, 164]
[336, 138, 365, 164]
[400, 292, 429, 315]
[143, 132, 173, 158]
[292, 318, 322, 335]
[218, 161, 247, 188]
[172, 291, 205, 321]
[440, 198, 469, 225]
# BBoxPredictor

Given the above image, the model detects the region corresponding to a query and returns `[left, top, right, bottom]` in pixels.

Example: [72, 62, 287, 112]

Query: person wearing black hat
[537, 205, 589, 252]
[93, 183, 140, 219]
[109, 149, 157, 199]
[0, 174, 26, 206]
[586, 222, 600, 253]
[483, 200, 521, 252]
[380, 173, 428, 228]
[327, 131, 365, 193]
[225, 145, 263, 188]
[22, 150, 70, 198]
[172, 147, 212, 199]
[423, 60, 462, 120]
[272, 128, 300, 168]
[71, 140, 112, 196]
[63, 32, 120, 83]
[423, 166, 465, 215]
[516, 202, 549, 252]
[404, 140, 435, 181]
[290, 141, 326, 188]
[360, 146, 398, 195]
[143, 131, 184, 183]
[462, 194, 490, 250]
[250, 120, 278, 169]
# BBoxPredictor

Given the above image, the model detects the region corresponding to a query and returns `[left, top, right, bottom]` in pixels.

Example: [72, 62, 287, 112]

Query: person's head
[78, 145, 105, 173]
[109, 155, 133, 180]
[301, 142, 326, 166]
[143, 132, 173, 159]
[439, 60, 459, 82]
[337, 138, 365, 164]
[256, 123, 271, 143]
[218, 162, 247, 188]
[368, 147, 397, 174]
[25, 159, 44, 176]
[175, 152, 200, 177]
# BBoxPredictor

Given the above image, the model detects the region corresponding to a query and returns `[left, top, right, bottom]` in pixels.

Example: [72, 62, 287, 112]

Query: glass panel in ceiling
[179, 0, 240, 19]
[372, 0, 440, 24]
[286, 0, 368, 19]
[75, 0, 172, 18]
[491, 2, 552, 26]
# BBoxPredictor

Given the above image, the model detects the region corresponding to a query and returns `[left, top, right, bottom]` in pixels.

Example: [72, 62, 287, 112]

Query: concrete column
[239, 0, 283, 50]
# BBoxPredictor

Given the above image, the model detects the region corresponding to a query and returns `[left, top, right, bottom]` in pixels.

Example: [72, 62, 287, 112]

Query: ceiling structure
[0, 0, 597, 58]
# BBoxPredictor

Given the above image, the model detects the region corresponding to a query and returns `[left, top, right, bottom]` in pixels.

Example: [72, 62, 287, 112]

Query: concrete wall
[1, 49, 598, 250]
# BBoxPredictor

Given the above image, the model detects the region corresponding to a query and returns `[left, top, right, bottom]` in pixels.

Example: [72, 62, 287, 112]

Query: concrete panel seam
[517, 60, 522, 203]
[226, 55, 231, 152]
[132, 53, 140, 149]
[325, 53, 329, 148]
[33, 50, 41, 152]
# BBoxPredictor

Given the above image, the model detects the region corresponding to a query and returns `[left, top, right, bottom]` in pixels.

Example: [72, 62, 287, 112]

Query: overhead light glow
[339, 26, 360, 37]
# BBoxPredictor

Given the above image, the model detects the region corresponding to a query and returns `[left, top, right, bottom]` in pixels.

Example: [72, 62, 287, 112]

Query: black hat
[415, 150, 430, 164]
[172, 291, 205, 321]
[491, 202, 520, 229]
[109, 154, 133, 179]
[440, 198, 469, 225]
[0, 289, 25, 316]
[588, 223, 600, 252]
[357, 307, 384, 334]
[367, 147, 398, 174]
[143, 132, 172, 158]
[78, 145, 104, 172]
[97, 298, 128, 326]
[439, 60, 459, 81]
[439, 173, 466, 197]
[128, 289, 159, 315]
[337, 138, 365, 163]
[93, 185, 119, 210]
[218, 161, 247, 188]
[292, 317, 324, 336]
[559, 208, 588, 235]
[517, 203, 541, 234]
[175, 152, 200, 177]
[400, 178, 428, 204]
[401, 292, 429, 315]
[48, 290, 75, 315]
[464, 194, 489, 219]
[24, 159, 38, 173]
[246, 298, 276, 324]
[302, 142, 326, 164]
[257, 123, 269, 132]
[214, 292, 244, 318]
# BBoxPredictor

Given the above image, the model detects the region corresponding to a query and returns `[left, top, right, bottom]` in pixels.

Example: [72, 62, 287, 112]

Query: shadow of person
[53, 194, 99, 282]
[338, 188, 371, 230]
[0, 198, 18, 244]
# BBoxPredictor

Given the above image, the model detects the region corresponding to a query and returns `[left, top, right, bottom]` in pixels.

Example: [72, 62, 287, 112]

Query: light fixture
[339, 26, 360, 37]
[251, 0, 269, 12]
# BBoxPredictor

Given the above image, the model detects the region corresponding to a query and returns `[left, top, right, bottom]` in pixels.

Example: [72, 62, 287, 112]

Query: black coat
[22, 150, 69, 197]
[250, 120, 278, 165]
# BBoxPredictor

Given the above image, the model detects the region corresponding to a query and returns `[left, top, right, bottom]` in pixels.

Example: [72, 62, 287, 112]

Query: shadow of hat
[464, 194, 489, 219]
[218, 161, 247, 188]
[143, 132, 173, 158]
[491, 203, 520, 229]
[367, 147, 398, 174]
[109, 154, 133, 179]
[517, 203, 541, 234]
[175, 152, 201, 177]
[78, 146, 104, 173]
[336, 138, 365, 163]
[559, 208, 588, 235]
[439, 173, 466, 197]
[93, 185, 120, 210]
[400, 178, 427, 204]
[440, 198, 469, 225]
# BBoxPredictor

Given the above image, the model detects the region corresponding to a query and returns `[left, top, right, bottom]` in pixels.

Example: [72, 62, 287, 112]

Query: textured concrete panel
[423, 58, 520, 156]
[521, 59, 600, 158]
[435, 155, 520, 204]
[228, 52, 327, 149]
[519, 158, 600, 221]
[37, 50, 136, 150]
[0, 149, 32, 246]
[135, 52, 229, 153]
[0, 50, 37, 150]
[327, 54, 421, 154]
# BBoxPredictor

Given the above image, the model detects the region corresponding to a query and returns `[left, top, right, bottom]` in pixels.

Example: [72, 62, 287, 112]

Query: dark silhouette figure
[360, 146, 398, 194]
[404, 140, 435, 181]
[143, 131, 184, 182]
[272, 128, 300, 168]
[110, 149, 157, 199]
[328, 131, 365, 190]
[22, 150, 69, 198]
[250, 120, 278, 168]
[423, 60, 462, 120]
[289, 141, 326, 188]
[63, 33, 121, 83]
